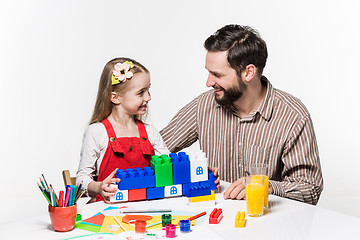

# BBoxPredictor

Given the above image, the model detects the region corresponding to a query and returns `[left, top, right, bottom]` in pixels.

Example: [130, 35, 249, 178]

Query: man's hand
[223, 177, 246, 200]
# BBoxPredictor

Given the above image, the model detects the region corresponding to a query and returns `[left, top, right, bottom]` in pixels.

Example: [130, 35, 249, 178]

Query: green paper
[74, 222, 101, 233]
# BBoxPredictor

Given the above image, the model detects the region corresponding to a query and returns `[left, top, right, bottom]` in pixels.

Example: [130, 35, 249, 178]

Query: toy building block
[170, 152, 191, 185]
[151, 155, 173, 187]
[235, 211, 246, 228]
[109, 184, 129, 203]
[189, 151, 208, 183]
[209, 208, 223, 224]
[199, 170, 218, 191]
[189, 190, 215, 203]
[182, 182, 211, 197]
[165, 184, 182, 198]
[116, 167, 155, 190]
[146, 187, 165, 200]
[128, 188, 147, 201]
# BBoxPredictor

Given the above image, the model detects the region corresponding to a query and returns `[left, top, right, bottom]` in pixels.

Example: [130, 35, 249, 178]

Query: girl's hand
[209, 167, 220, 189]
[99, 168, 121, 204]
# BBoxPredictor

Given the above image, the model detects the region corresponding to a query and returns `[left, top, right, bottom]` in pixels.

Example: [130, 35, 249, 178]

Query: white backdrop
[1, 0, 359, 224]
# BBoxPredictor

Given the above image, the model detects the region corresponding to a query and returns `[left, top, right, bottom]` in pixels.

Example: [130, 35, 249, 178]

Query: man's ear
[243, 64, 257, 82]
[110, 92, 120, 104]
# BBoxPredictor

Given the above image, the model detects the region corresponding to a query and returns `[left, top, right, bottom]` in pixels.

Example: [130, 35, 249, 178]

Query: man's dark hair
[204, 24, 268, 76]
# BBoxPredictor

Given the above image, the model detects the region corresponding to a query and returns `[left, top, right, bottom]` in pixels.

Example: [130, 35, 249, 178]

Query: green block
[151, 155, 173, 187]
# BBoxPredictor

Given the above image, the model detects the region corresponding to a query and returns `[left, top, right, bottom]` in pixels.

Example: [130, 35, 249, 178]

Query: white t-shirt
[76, 122, 170, 191]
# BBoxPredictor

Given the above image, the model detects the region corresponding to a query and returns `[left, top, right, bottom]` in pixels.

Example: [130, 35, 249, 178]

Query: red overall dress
[96, 119, 155, 202]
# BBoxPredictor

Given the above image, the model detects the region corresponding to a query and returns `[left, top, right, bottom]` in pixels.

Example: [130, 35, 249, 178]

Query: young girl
[76, 57, 169, 203]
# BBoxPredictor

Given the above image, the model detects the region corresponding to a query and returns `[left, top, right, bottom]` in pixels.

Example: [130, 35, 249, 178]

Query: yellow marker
[235, 211, 246, 228]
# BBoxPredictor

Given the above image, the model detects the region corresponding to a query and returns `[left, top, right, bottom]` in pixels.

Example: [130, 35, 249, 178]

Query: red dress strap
[136, 120, 154, 156]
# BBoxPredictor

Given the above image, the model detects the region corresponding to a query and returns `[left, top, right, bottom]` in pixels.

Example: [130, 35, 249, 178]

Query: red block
[128, 188, 147, 201]
[209, 208, 223, 224]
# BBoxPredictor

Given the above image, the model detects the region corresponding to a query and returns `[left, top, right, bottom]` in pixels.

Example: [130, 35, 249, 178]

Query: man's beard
[214, 80, 246, 106]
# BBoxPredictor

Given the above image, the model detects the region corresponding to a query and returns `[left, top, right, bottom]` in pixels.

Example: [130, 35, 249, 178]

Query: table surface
[1, 182, 359, 240]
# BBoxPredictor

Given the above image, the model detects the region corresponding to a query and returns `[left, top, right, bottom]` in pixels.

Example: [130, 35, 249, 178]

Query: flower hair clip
[111, 61, 135, 85]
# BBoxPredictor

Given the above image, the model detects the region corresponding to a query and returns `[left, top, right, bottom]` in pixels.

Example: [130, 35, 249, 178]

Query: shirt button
[110, 137, 115, 142]
[129, 146, 133, 151]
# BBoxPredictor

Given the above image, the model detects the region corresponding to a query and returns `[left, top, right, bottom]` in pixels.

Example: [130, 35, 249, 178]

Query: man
[160, 24, 323, 205]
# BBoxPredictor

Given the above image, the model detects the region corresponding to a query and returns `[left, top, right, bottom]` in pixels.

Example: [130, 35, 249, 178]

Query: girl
[76, 57, 169, 203]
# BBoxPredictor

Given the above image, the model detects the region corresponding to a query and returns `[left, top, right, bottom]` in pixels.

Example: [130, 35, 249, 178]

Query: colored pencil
[147, 217, 175, 228]
[41, 174, 50, 190]
[40, 177, 47, 191]
[37, 182, 51, 205]
[114, 216, 126, 232]
[187, 211, 206, 221]
[120, 209, 172, 214]
[75, 189, 86, 203]
[75, 180, 83, 200]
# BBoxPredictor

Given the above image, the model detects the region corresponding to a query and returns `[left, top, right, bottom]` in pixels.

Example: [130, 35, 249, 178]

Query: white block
[190, 151, 208, 183]
[164, 184, 182, 197]
[109, 184, 128, 203]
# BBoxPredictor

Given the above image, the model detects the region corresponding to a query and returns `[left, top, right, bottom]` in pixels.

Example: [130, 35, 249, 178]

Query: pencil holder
[48, 204, 77, 232]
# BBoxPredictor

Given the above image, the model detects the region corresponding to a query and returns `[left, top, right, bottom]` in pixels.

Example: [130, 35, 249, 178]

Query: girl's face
[117, 72, 151, 116]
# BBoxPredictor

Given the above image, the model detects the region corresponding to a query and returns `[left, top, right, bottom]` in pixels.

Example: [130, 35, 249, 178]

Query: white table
[1, 182, 359, 240]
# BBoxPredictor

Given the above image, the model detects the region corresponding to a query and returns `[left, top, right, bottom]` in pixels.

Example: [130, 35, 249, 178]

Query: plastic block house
[110, 151, 217, 203]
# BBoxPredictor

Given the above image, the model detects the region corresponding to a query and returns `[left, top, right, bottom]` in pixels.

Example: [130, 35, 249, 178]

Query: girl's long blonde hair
[90, 57, 149, 125]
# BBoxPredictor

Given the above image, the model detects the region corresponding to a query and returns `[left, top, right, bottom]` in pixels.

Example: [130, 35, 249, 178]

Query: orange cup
[48, 204, 77, 232]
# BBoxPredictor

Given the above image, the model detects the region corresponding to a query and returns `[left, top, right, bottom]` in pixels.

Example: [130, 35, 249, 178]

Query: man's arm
[271, 116, 323, 205]
[160, 97, 199, 152]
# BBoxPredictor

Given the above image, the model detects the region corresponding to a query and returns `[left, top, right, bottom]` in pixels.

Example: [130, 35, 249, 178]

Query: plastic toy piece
[182, 182, 211, 197]
[146, 187, 164, 200]
[189, 151, 209, 183]
[128, 188, 146, 201]
[235, 211, 246, 228]
[171, 152, 191, 185]
[189, 190, 215, 203]
[109, 184, 129, 203]
[209, 208, 223, 224]
[151, 155, 173, 187]
[200, 170, 218, 191]
[116, 167, 155, 190]
[165, 184, 182, 197]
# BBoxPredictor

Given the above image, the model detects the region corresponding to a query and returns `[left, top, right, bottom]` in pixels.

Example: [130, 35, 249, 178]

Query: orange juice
[245, 179, 264, 217]
[250, 175, 269, 209]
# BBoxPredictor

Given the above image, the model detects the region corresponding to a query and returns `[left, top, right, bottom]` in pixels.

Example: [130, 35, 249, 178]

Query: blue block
[182, 182, 211, 197]
[199, 170, 217, 190]
[116, 167, 155, 190]
[170, 152, 191, 185]
[146, 187, 165, 200]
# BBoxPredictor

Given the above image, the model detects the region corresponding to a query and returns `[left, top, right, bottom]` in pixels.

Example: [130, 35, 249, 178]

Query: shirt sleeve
[76, 123, 107, 192]
[160, 96, 199, 152]
[145, 123, 170, 155]
[269, 116, 324, 205]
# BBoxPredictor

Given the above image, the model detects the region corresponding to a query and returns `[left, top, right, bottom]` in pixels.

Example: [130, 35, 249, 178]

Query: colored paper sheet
[81, 213, 105, 226]
[74, 222, 102, 233]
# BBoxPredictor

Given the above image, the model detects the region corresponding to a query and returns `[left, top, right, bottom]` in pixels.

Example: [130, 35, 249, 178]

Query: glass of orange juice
[250, 163, 269, 210]
[245, 175, 265, 217]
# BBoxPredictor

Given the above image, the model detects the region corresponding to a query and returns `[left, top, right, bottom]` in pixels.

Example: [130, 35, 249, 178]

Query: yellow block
[189, 190, 215, 203]
[235, 211, 246, 228]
